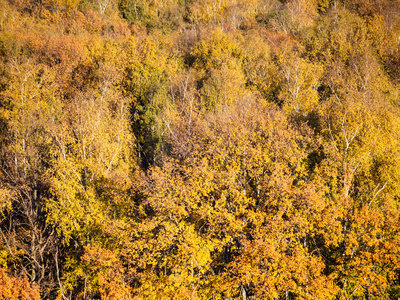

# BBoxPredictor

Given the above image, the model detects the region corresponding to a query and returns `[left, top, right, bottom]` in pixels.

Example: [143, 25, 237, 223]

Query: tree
[0, 268, 41, 300]
[0, 57, 62, 298]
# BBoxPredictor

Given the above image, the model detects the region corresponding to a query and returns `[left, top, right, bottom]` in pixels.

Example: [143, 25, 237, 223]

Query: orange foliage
[0, 269, 41, 300]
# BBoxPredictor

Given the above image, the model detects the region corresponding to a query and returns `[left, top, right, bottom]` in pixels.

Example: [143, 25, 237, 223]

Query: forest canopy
[1, 0, 400, 299]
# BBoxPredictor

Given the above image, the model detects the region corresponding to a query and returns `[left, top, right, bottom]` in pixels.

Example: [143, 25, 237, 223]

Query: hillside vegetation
[1, 0, 400, 299]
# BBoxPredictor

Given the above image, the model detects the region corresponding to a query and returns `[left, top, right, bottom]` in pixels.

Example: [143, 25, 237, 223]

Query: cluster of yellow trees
[1, 0, 400, 299]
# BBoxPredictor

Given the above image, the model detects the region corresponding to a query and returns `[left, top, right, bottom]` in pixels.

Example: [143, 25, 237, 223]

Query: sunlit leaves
[2, 0, 400, 299]
[0, 268, 41, 300]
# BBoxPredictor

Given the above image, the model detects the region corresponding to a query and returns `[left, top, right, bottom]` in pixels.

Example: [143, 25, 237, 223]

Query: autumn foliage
[1, 0, 400, 299]
[0, 268, 41, 300]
